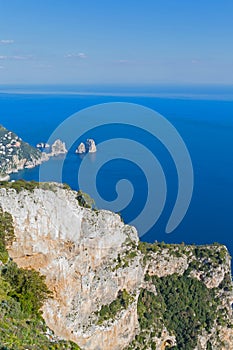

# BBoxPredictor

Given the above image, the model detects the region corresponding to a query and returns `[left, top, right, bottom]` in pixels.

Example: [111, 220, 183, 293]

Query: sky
[0, 0, 233, 85]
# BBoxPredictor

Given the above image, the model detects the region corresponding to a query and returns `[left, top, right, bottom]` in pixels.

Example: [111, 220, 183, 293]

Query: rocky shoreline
[0, 125, 67, 179]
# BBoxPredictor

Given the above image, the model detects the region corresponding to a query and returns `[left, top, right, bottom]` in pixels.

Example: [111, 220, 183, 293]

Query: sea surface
[0, 85, 232, 256]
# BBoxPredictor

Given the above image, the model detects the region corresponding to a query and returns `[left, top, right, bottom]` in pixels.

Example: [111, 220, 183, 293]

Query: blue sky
[0, 0, 233, 85]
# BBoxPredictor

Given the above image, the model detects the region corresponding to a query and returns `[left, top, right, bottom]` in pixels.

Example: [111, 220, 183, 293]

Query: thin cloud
[12, 55, 31, 60]
[0, 55, 34, 61]
[0, 39, 14, 44]
[65, 52, 87, 59]
[0, 66, 4, 69]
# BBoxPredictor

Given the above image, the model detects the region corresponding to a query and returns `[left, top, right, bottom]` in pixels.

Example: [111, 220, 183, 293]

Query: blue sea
[0, 85, 232, 256]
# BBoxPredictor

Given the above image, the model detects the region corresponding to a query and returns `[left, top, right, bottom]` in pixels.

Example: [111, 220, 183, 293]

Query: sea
[0, 84, 232, 257]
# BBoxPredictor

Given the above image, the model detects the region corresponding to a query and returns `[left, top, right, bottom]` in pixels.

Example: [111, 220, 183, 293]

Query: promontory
[0, 181, 232, 349]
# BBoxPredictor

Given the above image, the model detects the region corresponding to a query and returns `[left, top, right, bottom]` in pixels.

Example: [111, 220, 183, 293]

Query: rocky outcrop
[76, 142, 86, 154]
[0, 184, 232, 350]
[0, 174, 10, 181]
[86, 139, 97, 153]
[50, 139, 67, 156]
[76, 139, 97, 154]
[36, 142, 50, 148]
[146, 248, 189, 277]
[0, 185, 142, 350]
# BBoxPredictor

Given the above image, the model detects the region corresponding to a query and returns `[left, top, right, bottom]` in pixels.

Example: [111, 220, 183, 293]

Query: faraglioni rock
[50, 139, 68, 156]
[76, 139, 97, 154]
[76, 142, 86, 154]
[86, 138, 97, 153]
[0, 182, 232, 350]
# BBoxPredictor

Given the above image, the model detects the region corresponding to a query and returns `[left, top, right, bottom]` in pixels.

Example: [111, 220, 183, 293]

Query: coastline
[0, 139, 67, 181]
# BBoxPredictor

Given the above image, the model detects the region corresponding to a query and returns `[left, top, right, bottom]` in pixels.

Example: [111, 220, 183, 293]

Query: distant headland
[0, 125, 67, 180]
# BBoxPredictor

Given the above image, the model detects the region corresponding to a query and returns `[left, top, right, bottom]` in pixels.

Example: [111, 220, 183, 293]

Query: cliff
[0, 182, 232, 350]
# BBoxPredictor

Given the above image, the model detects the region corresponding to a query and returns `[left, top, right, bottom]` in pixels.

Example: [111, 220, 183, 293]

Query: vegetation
[76, 190, 95, 209]
[127, 271, 232, 350]
[193, 246, 227, 265]
[150, 274, 217, 349]
[0, 208, 14, 263]
[138, 241, 229, 268]
[18, 139, 41, 161]
[127, 241, 232, 349]
[1, 261, 51, 316]
[96, 289, 134, 325]
[0, 266, 81, 349]
[0, 179, 70, 193]
[112, 250, 138, 271]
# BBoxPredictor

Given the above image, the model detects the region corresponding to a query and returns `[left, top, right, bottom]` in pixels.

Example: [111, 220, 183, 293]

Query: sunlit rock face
[76, 142, 86, 154]
[50, 139, 68, 156]
[0, 184, 232, 350]
[0, 185, 143, 349]
[86, 139, 97, 153]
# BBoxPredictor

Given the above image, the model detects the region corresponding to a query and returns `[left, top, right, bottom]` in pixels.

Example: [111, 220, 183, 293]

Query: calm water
[0, 86, 232, 256]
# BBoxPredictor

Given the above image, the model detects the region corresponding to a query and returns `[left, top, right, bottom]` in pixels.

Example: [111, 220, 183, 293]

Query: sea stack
[75, 142, 86, 154]
[51, 139, 67, 156]
[75, 139, 97, 154]
[36, 142, 50, 149]
[86, 139, 97, 153]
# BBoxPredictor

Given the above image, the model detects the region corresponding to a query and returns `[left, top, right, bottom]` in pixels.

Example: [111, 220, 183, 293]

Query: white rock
[86, 139, 97, 153]
[0, 185, 142, 350]
[51, 139, 67, 156]
[76, 142, 86, 154]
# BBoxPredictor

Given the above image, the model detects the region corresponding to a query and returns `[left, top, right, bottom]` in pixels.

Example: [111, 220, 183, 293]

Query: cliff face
[0, 184, 232, 350]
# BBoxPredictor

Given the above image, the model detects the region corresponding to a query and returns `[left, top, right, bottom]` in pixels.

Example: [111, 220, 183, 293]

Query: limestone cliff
[0, 183, 232, 350]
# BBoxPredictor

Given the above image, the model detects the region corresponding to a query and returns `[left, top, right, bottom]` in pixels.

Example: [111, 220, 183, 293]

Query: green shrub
[1, 261, 51, 317]
[76, 190, 95, 209]
[96, 289, 134, 324]
[0, 180, 69, 193]
[0, 208, 14, 263]
[136, 274, 220, 349]
[0, 262, 81, 349]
